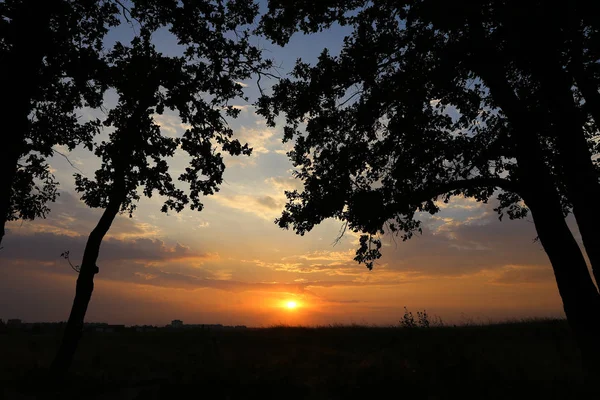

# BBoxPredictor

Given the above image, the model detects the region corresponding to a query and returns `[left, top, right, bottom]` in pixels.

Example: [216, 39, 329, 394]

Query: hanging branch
[60, 250, 81, 273]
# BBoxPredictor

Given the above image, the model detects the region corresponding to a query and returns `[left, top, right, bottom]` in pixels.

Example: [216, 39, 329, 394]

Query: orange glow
[285, 300, 298, 310]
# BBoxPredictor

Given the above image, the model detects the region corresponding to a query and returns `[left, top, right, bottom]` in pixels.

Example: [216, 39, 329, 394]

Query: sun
[285, 300, 298, 310]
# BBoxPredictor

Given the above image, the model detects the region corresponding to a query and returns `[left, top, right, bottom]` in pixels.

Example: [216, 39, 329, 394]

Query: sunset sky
[0, 3, 574, 327]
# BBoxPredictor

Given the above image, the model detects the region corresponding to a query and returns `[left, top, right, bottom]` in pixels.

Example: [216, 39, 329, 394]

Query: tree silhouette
[51, 0, 269, 375]
[484, 2, 600, 291]
[258, 0, 600, 376]
[0, 0, 119, 246]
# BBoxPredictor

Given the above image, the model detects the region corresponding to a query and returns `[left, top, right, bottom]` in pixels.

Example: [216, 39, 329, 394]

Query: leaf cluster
[257, 0, 599, 268]
[75, 0, 270, 217]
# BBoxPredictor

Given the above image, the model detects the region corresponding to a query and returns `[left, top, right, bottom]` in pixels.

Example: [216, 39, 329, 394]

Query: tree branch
[392, 176, 518, 214]
[53, 148, 86, 176]
[432, 176, 517, 195]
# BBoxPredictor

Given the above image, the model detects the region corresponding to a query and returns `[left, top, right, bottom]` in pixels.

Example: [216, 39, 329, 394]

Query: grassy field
[0, 319, 594, 399]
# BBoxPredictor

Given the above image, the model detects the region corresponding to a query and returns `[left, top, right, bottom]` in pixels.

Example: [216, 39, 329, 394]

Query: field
[0, 319, 594, 399]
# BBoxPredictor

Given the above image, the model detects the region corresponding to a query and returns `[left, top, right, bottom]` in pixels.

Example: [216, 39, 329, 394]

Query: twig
[60, 251, 81, 274]
[337, 89, 363, 107]
[332, 220, 349, 246]
[112, 0, 140, 35]
[53, 148, 86, 176]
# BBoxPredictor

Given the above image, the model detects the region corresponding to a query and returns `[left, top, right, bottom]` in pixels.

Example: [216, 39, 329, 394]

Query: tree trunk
[467, 40, 600, 378]
[570, 62, 600, 135]
[50, 195, 123, 375]
[513, 109, 600, 380]
[522, 178, 600, 380]
[0, 1, 54, 246]
[0, 138, 25, 246]
[535, 63, 600, 289]
[554, 121, 600, 289]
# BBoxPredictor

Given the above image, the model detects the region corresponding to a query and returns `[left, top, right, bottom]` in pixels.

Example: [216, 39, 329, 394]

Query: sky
[0, 3, 577, 327]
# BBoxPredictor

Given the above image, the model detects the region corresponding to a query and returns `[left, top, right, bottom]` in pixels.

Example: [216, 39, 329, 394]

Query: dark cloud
[0, 229, 405, 295]
[255, 195, 280, 210]
[0, 232, 201, 264]
[375, 210, 554, 277]
[5, 190, 160, 239]
[266, 176, 304, 192]
[491, 265, 555, 285]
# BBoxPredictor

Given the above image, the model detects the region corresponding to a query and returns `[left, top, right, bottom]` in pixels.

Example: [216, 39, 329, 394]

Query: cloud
[234, 126, 279, 155]
[212, 193, 285, 220]
[0, 228, 417, 295]
[6, 191, 162, 240]
[232, 195, 555, 284]
[0, 248, 398, 297]
[255, 195, 280, 210]
[285, 249, 356, 263]
[0, 231, 213, 265]
[242, 255, 409, 281]
[209, 175, 303, 221]
[487, 265, 555, 285]
[372, 209, 550, 278]
[265, 175, 304, 192]
[154, 113, 192, 137]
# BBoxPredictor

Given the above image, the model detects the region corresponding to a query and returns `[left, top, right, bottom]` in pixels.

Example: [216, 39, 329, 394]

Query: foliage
[400, 307, 418, 329]
[0, 0, 120, 221]
[50, 0, 272, 375]
[257, 1, 599, 268]
[74, 0, 269, 216]
[400, 307, 441, 329]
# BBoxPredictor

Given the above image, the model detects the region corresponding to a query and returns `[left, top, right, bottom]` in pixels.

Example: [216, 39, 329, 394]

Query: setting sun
[285, 301, 298, 310]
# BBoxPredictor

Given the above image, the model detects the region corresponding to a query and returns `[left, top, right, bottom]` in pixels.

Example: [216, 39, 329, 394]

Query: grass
[0, 318, 593, 399]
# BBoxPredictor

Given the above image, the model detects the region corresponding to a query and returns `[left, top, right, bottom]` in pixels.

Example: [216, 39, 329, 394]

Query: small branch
[113, 0, 132, 23]
[53, 148, 86, 176]
[337, 90, 363, 107]
[391, 176, 518, 215]
[112, 0, 140, 35]
[60, 251, 81, 274]
[256, 73, 265, 96]
[332, 220, 348, 246]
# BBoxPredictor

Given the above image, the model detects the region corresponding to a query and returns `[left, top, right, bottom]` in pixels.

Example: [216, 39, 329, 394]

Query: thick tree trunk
[0, 2, 53, 246]
[467, 41, 600, 378]
[522, 178, 600, 379]
[515, 112, 600, 381]
[536, 64, 600, 289]
[50, 195, 123, 375]
[571, 63, 600, 134]
[0, 139, 25, 246]
[554, 125, 600, 289]
[514, 112, 600, 379]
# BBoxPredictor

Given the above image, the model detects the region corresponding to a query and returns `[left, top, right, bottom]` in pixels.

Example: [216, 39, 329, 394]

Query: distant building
[84, 322, 108, 333]
[7, 319, 22, 327]
[171, 320, 183, 328]
[164, 322, 246, 331]
[135, 325, 157, 333]
[83, 323, 124, 333]
[105, 324, 125, 333]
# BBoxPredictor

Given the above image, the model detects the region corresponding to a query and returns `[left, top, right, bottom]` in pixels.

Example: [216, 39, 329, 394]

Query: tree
[51, 0, 269, 375]
[484, 1, 600, 289]
[257, 0, 600, 376]
[0, 0, 119, 246]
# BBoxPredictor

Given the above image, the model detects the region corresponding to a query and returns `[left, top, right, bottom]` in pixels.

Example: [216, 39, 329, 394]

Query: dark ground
[0, 319, 594, 399]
